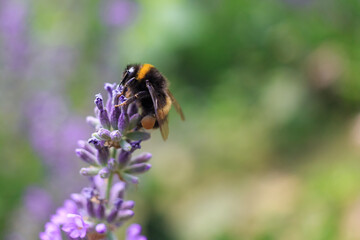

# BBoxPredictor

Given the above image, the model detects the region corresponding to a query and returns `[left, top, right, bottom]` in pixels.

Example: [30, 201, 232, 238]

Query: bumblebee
[116, 63, 185, 140]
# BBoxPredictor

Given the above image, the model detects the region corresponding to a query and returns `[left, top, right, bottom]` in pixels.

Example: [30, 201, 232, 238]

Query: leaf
[126, 131, 150, 141]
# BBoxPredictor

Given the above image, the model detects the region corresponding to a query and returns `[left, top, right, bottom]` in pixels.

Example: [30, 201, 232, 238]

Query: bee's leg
[120, 77, 136, 95]
[114, 91, 149, 108]
[114, 77, 137, 102]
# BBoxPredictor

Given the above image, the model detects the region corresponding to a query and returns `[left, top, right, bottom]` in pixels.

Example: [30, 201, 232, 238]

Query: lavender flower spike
[41, 82, 156, 239]
[75, 83, 153, 183]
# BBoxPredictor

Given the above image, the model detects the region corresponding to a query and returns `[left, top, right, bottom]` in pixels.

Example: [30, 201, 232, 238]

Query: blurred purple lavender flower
[26, 93, 89, 194]
[0, 0, 28, 71]
[126, 224, 147, 240]
[40, 83, 151, 239]
[39, 222, 62, 240]
[101, 0, 138, 27]
[26, 94, 88, 171]
[15, 94, 89, 240]
[24, 186, 53, 222]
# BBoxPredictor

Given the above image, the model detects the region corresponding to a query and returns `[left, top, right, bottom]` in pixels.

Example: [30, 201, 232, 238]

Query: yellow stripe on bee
[157, 96, 172, 119]
[137, 64, 154, 80]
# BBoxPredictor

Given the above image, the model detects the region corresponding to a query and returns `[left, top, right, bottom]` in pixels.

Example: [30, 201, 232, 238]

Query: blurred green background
[1, 0, 360, 239]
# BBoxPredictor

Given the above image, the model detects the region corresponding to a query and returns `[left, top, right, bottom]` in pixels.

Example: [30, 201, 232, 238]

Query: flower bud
[96, 201, 105, 219]
[95, 94, 111, 129]
[123, 174, 139, 184]
[104, 83, 116, 113]
[107, 210, 117, 223]
[110, 182, 125, 200]
[92, 132, 101, 139]
[115, 210, 134, 221]
[122, 200, 135, 210]
[87, 199, 95, 218]
[110, 89, 121, 129]
[125, 163, 151, 174]
[96, 223, 107, 234]
[110, 130, 122, 142]
[120, 139, 132, 152]
[86, 116, 100, 128]
[75, 149, 98, 166]
[108, 158, 116, 170]
[94, 94, 104, 110]
[130, 153, 152, 164]
[98, 148, 109, 166]
[114, 198, 123, 210]
[99, 167, 110, 178]
[97, 128, 111, 140]
[106, 199, 123, 223]
[118, 108, 129, 133]
[118, 149, 131, 168]
[80, 167, 100, 176]
[77, 140, 96, 155]
[89, 139, 109, 166]
[127, 103, 138, 117]
[70, 193, 85, 208]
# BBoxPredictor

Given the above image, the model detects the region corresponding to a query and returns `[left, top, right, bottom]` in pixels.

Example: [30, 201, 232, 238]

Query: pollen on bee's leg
[141, 115, 156, 129]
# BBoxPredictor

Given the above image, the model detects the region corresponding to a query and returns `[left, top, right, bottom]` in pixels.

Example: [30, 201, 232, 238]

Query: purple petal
[69, 231, 80, 239]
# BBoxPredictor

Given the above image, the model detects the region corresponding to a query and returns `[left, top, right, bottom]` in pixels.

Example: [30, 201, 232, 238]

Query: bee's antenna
[120, 70, 130, 85]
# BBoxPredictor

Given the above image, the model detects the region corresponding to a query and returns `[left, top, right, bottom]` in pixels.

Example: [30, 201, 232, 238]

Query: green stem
[106, 171, 114, 202]
[106, 148, 117, 203]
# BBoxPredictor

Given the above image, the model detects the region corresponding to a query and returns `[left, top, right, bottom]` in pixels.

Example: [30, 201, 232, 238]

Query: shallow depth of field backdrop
[1, 0, 360, 239]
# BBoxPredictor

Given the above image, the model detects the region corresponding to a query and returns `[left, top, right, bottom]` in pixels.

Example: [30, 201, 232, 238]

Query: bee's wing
[166, 89, 185, 121]
[146, 81, 169, 141]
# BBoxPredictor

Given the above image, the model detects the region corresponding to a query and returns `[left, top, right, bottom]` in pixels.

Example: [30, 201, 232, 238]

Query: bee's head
[121, 64, 139, 85]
